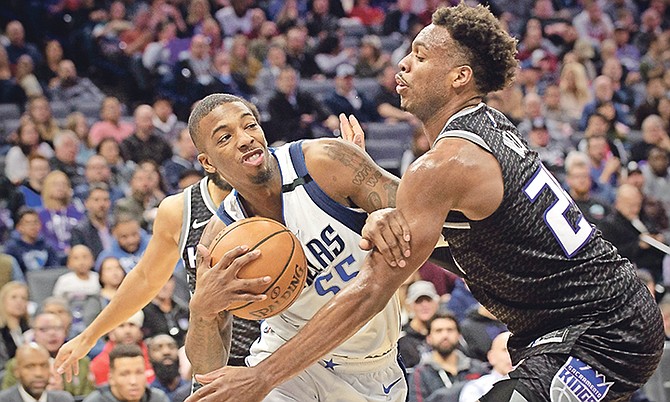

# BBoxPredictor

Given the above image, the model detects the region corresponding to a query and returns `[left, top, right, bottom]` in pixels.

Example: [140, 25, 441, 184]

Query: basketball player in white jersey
[54, 117, 372, 383]
[182, 93, 412, 402]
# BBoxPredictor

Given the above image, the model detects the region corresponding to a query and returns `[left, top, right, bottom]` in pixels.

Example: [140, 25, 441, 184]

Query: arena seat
[365, 138, 408, 177]
[299, 79, 335, 101]
[26, 267, 69, 306]
[364, 122, 414, 142]
[353, 78, 381, 100]
[643, 341, 670, 401]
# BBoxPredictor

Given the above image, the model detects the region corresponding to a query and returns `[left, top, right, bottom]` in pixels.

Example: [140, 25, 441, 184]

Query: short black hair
[109, 343, 143, 369]
[427, 311, 460, 333]
[432, 4, 518, 93]
[187, 94, 261, 149]
[16, 207, 38, 224]
[86, 182, 110, 199]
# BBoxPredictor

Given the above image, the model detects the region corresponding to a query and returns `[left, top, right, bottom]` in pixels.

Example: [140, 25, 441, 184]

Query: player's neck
[423, 93, 483, 143]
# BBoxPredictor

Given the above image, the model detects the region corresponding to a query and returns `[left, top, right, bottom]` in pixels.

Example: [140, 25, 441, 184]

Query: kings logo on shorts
[550, 357, 613, 402]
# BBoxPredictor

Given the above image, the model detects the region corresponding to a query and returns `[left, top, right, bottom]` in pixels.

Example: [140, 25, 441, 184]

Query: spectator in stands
[119, 105, 172, 166]
[586, 134, 620, 202]
[88, 96, 135, 148]
[600, 184, 666, 282]
[162, 128, 202, 194]
[625, 162, 670, 240]
[152, 98, 184, 145]
[85, 343, 168, 402]
[459, 304, 507, 363]
[355, 35, 390, 78]
[90, 311, 155, 386]
[255, 45, 287, 94]
[348, 0, 385, 28]
[147, 334, 187, 399]
[314, 34, 356, 78]
[172, 34, 214, 119]
[635, 77, 667, 128]
[2, 312, 96, 398]
[15, 55, 43, 98]
[564, 151, 611, 225]
[631, 114, 670, 162]
[325, 64, 380, 123]
[398, 280, 440, 369]
[38, 170, 85, 258]
[601, 57, 636, 110]
[408, 312, 487, 402]
[4, 119, 54, 185]
[572, 0, 614, 49]
[0, 255, 24, 290]
[64, 111, 95, 165]
[526, 121, 568, 176]
[18, 155, 50, 209]
[40, 297, 74, 340]
[272, 0, 304, 33]
[49, 130, 86, 188]
[0, 343, 74, 402]
[382, 0, 418, 36]
[137, 160, 168, 205]
[26, 96, 59, 146]
[400, 126, 430, 176]
[613, 22, 641, 73]
[639, 32, 669, 83]
[558, 62, 592, 126]
[4, 208, 61, 273]
[284, 26, 321, 78]
[53, 245, 101, 303]
[98, 257, 125, 307]
[229, 34, 262, 88]
[306, 0, 339, 38]
[375, 65, 418, 125]
[642, 146, 670, 218]
[660, 96, 670, 133]
[0, 281, 30, 370]
[74, 155, 124, 203]
[142, 276, 189, 348]
[266, 66, 338, 144]
[177, 170, 203, 191]
[3, 21, 43, 66]
[96, 138, 132, 195]
[35, 40, 63, 88]
[458, 332, 513, 402]
[48, 59, 105, 108]
[203, 51, 253, 100]
[70, 183, 112, 260]
[0, 46, 27, 106]
[114, 168, 161, 232]
[248, 19, 279, 64]
[580, 75, 632, 131]
[215, 0, 255, 37]
[142, 21, 180, 80]
[95, 214, 149, 273]
[186, 0, 212, 34]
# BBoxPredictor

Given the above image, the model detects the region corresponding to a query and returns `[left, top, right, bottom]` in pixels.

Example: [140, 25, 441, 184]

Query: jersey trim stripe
[288, 142, 367, 234]
[434, 129, 493, 153]
[177, 182, 194, 256]
[200, 176, 218, 214]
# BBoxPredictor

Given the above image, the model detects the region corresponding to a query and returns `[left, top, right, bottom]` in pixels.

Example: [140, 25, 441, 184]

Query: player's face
[198, 102, 274, 188]
[397, 24, 455, 122]
[109, 356, 146, 402]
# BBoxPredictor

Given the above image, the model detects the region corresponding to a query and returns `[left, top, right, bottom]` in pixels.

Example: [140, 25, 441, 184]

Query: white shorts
[247, 324, 407, 402]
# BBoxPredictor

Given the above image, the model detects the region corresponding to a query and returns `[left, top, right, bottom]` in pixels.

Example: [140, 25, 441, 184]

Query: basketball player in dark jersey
[187, 5, 664, 402]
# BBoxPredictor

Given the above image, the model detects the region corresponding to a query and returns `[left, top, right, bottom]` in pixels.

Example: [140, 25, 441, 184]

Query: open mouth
[242, 148, 265, 167]
[396, 74, 408, 93]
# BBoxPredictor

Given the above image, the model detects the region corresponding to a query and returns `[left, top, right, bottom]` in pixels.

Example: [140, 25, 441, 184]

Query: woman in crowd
[98, 257, 126, 307]
[4, 119, 54, 184]
[559, 61, 593, 126]
[0, 282, 30, 371]
[65, 111, 95, 165]
[26, 96, 60, 146]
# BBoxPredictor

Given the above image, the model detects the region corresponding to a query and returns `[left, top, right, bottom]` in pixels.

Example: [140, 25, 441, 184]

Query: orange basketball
[209, 217, 307, 320]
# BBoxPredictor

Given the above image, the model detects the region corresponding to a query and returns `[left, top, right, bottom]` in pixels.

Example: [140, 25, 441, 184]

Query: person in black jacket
[71, 184, 112, 259]
[266, 67, 338, 145]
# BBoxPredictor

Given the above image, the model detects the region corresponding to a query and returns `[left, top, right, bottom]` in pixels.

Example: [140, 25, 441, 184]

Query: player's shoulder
[301, 137, 363, 161]
[155, 191, 186, 231]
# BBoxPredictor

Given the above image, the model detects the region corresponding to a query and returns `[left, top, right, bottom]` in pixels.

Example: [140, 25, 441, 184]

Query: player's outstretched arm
[55, 194, 184, 381]
[185, 218, 270, 375]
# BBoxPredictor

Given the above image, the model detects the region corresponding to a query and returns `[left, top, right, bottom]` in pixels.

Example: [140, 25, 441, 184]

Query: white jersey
[216, 141, 401, 362]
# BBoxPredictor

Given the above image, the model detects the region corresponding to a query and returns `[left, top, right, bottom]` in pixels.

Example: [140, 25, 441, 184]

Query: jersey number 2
[524, 165, 592, 257]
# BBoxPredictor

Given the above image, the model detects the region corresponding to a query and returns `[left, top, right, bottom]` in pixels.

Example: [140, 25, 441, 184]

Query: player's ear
[198, 153, 216, 174]
[451, 65, 474, 89]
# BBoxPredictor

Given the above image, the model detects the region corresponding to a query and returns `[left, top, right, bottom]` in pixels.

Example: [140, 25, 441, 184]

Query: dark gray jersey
[436, 105, 662, 362]
[178, 178, 260, 365]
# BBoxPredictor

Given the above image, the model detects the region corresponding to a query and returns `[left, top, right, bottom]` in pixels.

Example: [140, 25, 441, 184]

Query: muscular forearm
[257, 252, 405, 388]
[186, 311, 231, 374]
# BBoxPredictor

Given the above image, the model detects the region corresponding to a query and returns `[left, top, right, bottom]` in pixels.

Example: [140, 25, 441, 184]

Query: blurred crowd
[1, 0, 670, 401]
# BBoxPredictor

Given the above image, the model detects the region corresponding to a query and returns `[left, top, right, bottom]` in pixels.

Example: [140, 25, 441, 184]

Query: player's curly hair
[432, 3, 518, 94]
[188, 93, 261, 149]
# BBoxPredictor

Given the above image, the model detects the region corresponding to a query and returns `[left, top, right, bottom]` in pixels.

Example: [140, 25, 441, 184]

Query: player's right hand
[190, 244, 271, 320]
[54, 333, 94, 382]
[360, 208, 411, 268]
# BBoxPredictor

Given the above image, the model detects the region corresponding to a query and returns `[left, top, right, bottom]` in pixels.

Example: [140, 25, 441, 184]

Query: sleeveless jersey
[216, 142, 401, 361]
[178, 177, 261, 365]
[435, 104, 663, 358]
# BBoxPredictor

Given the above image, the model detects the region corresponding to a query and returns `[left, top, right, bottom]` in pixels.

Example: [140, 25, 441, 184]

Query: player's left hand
[360, 208, 411, 268]
[185, 366, 271, 402]
[339, 113, 365, 151]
